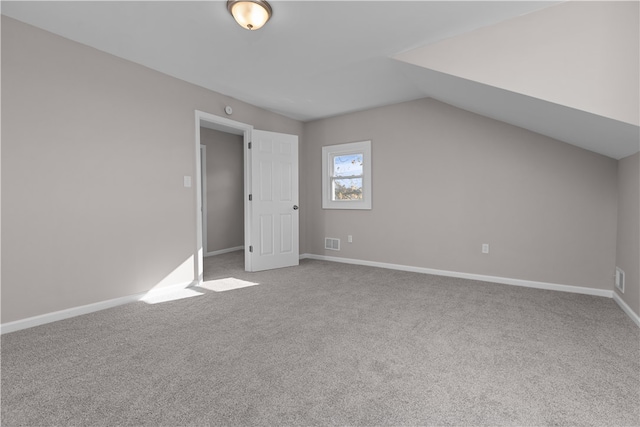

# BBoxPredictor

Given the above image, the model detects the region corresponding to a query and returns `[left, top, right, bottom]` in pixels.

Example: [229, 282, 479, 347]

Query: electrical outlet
[482, 244, 490, 254]
[348, 235, 353, 243]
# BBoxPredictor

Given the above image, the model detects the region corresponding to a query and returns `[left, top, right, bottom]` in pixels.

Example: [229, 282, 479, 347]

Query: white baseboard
[0, 280, 198, 335]
[613, 292, 640, 327]
[300, 253, 614, 298]
[4, 255, 635, 334]
[1, 293, 144, 335]
[301, 253, 640, 327]
[205, 246, 244, 257]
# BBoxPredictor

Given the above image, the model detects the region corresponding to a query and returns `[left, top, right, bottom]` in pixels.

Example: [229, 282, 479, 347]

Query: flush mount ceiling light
[227, 0, 272, 31]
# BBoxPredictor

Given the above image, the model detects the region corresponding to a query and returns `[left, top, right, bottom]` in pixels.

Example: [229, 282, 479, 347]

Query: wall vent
[615, 267, 625, 293]
[325, 237, 340, 251]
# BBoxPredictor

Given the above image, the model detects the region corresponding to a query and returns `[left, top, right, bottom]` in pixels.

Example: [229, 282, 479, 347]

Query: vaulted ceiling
[2, 1, 638, 159]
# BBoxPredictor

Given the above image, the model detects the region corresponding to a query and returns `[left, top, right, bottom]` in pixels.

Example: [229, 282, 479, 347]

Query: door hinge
[248, 142, 252, 149]
[249, 194, 252, 201]
[249, 246, 253, 253]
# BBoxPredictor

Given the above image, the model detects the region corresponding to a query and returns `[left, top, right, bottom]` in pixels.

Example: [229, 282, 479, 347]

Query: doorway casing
[195, 110, 253, 284]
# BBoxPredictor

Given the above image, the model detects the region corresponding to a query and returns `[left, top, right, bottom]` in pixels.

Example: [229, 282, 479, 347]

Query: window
[322, 140, 371, 209]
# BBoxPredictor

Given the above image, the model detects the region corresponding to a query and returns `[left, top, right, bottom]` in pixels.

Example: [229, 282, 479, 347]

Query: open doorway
[200, 128, 245, 279]
[194, 110, 300, 283]
[195, 111, 252, 284]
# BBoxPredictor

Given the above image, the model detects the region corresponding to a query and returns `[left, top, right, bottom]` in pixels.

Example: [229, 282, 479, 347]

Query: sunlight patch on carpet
[140, 288, 204, 304]
[198, 277, 260, 292]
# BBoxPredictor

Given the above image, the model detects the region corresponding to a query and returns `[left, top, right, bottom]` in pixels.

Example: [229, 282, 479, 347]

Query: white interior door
[249, 129, 299, 272]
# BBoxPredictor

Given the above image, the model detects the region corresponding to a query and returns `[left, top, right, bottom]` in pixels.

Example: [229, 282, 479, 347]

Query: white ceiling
[2, 1, 638, 159]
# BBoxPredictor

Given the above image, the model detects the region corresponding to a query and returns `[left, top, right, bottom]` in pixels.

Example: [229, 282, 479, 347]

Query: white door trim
[200, 144, 207, 255]
[195, 111, 253, 283]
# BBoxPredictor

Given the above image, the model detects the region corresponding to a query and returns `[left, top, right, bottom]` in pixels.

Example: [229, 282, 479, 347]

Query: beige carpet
[2, 251, 639, 426]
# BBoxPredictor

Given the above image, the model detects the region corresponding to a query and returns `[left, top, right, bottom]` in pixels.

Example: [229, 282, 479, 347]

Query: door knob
[293, 205, 299, 210]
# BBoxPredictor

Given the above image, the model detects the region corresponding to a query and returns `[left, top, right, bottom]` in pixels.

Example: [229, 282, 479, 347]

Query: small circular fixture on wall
[225, 106, 233, 115]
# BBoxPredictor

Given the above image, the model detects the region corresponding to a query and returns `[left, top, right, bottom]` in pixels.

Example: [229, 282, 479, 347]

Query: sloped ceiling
[394, 1, 639, 159]
[2, 1, 638, 159]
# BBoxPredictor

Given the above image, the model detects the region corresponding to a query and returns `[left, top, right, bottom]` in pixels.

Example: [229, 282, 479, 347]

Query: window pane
[333, 154, 363, 177]
[333, 178, 363, 200]
[322, 140, 371, 210]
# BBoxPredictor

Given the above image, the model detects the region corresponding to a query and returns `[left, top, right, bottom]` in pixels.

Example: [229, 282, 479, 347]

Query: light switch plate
[184, 176, 192, 188]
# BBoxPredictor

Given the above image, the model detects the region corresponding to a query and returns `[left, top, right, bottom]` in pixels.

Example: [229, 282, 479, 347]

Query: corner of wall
[615, 151, 640, 319]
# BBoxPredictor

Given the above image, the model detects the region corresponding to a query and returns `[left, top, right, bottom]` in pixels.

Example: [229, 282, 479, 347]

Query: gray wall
[200, 128, 244, 253]
[2, 15, 633, 325]
[302, 98, 619, 291]
[1, 17, 303, 323]
[615, 152, 640, 315]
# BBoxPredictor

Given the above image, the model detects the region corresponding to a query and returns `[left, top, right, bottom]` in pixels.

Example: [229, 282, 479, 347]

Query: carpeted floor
[2, 251, 639, 426]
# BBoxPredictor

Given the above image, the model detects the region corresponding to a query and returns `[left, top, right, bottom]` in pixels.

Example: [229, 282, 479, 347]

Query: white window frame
[322, 140, 372, 210]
